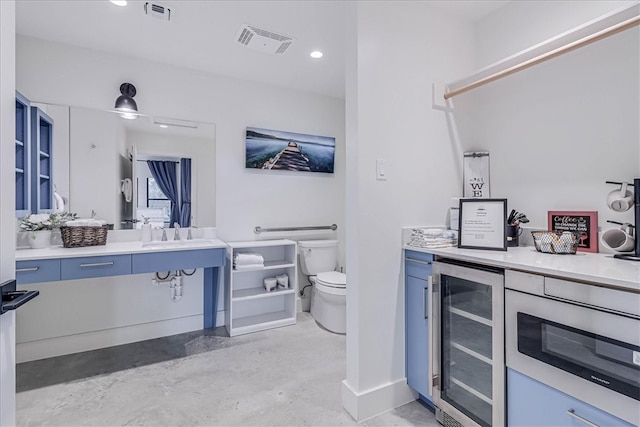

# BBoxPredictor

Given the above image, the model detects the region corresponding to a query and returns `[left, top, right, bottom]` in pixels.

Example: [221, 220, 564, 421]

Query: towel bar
[254, 224, 338, 234]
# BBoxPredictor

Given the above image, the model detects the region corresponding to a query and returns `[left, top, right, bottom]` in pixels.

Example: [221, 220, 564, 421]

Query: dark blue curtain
[180, 158, 191, 227]
[147, 160, 180, 227]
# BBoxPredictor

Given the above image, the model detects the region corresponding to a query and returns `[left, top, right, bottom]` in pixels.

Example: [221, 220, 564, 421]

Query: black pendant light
[114, 82, 138, 118]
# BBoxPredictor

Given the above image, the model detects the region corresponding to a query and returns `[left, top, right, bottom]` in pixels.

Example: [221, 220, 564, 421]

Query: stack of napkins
[407, 228, 458, 249]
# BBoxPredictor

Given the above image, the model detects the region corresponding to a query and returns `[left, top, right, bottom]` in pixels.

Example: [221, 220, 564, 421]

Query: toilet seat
[316, 271, 346, 287]
[314, 271, 346, 296]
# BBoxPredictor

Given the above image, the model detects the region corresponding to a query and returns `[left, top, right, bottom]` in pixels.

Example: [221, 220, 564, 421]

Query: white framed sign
[458, 198, 507, 251]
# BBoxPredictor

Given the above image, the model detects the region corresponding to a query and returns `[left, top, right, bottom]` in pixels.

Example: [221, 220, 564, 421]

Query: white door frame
[0, 2, 17, 425]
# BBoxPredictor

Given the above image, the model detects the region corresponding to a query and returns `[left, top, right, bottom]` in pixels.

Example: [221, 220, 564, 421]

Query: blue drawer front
[405, 250, 434, 262]
[16, 259, 61, 285]
[405, 250, 433, 280]
[61, 255, 132, 280]
[131, 248, 225, 274]
[507, 368, 634, 427]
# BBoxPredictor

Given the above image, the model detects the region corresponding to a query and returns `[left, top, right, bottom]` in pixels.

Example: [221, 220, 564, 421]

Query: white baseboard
[341, 378, 418, 422]
[17, 315, 206, 363]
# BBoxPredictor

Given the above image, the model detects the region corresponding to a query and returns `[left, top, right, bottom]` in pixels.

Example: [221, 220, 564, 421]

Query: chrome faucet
[160, 227, 167, 241]
[187, 225, 197, 240]
[173, 223, 181, 240]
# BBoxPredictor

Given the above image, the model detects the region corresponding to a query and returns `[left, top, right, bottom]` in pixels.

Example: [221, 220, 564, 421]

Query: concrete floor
[16, 313, 438, 426]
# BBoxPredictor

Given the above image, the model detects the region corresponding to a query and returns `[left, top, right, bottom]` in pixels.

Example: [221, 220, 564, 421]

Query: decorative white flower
[20, 212, 77, 231]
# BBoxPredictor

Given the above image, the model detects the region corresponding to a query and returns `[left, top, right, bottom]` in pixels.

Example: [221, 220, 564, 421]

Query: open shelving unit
[225, 239, 297, 337]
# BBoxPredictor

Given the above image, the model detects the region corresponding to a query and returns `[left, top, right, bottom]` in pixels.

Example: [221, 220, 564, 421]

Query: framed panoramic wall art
[245, 127, 335, 173]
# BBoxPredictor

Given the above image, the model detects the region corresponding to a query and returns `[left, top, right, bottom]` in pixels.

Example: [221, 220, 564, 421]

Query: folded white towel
[65, 219, 107, 227]
[233, 252, 264, 266]
[233, 264, 265, 271]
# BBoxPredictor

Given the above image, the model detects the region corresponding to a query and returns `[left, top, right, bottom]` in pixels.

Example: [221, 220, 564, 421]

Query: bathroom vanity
[15, 239, 226, 361]
[403, 243, 639, 427]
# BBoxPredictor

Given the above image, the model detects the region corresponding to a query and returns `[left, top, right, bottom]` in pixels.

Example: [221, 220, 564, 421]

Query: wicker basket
[60, 225, 109, 248]
[531, 230, 579, 254]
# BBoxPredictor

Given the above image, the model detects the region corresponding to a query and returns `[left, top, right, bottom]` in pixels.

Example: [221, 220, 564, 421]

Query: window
[145, 178, 171, 226]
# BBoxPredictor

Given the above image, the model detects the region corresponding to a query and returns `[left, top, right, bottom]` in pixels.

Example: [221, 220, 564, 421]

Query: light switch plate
[376, 159, 387, 181]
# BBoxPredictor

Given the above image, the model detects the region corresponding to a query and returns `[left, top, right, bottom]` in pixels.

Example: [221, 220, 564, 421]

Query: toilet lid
[317, 271, 346, 288]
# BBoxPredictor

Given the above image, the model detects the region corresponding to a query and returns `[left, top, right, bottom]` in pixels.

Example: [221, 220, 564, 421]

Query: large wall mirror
[31, 102, 216, 230]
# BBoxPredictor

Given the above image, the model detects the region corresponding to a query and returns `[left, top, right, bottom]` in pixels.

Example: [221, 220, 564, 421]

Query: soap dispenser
[141, 216, 152, 242]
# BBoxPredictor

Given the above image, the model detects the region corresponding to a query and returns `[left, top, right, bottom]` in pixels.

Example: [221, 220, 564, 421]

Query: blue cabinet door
[61, 255, 132, 280]
[30, 107, 54, 213]
[405, 250, 433, 403]
[16, 259, 61, 285]
[131, 248, 225, 274]
[507, 368, 634, 427]
[16, 92, 31, 217]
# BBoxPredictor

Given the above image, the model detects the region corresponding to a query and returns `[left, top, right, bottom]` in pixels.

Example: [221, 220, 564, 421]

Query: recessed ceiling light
[110, 0, 128, 6]
[158, 124, 169, 129]
[310, 51, 323, 59]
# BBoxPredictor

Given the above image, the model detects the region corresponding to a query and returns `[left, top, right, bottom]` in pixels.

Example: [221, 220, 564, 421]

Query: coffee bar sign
[548, 210, 599, 253]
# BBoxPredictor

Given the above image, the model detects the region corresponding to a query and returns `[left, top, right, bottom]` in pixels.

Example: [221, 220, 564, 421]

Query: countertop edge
[403, 245, 640, 291]
[16, 240, 228, 261]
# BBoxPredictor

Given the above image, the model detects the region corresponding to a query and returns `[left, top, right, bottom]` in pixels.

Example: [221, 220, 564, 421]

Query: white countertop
[16, 239, 228, 261]
[404, 245, 640, 292]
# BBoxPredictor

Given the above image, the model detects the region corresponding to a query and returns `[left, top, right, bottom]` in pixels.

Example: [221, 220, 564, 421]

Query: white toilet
[298, 240, 346, 334]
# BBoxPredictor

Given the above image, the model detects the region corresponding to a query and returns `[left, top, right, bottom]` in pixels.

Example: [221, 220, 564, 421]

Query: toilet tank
[298, 240, 339, 275]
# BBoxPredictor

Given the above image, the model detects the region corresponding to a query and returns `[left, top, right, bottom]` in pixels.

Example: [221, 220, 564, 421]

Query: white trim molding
[341, 377, 418, 422]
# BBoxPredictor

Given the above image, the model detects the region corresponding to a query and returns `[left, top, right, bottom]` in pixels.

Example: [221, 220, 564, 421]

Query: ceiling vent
[236, 24, 294, 55]
[144, 2, 171, 21]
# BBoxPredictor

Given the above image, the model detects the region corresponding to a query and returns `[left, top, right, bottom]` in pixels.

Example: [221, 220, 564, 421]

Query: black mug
[506, 225, 522, 247]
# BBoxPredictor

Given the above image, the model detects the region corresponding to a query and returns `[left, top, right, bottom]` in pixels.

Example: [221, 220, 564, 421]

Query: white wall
[16, 271, 205, 362]
[343, 1, 475, 420]
[474, 1, 637, 67]
[460, 1, 639, 242]
[16, 36, 345, 244]
[69, 107, 123, 222]
[0, 2, 17, 425]
[15, 35, 344, 357]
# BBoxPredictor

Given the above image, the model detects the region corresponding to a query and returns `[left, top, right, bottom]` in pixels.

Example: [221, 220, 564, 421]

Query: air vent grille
[248, 26, 291, 43]
[144, 2, 171, 21]
[235, 24, 294, 55]
[237, 29, 254, 46]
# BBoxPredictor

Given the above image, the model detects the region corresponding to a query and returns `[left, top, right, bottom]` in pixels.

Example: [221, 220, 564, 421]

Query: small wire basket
[531, 230, 579, 254]
[60, 225, 109, 248]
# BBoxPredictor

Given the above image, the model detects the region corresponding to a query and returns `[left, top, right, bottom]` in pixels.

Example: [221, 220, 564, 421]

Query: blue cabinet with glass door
[16, 92, 31, 217]
[15, 92, 54, 216]
[30, 106, 54, 213]
[405, 249, 434, 406]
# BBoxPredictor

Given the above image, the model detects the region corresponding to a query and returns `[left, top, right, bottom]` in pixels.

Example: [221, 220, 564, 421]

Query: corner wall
[343, 1, 475, 420]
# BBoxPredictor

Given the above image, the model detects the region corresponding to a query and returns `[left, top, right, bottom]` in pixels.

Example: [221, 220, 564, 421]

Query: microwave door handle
[429, 275, 440, 393]
[566, 409, 600, 427]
